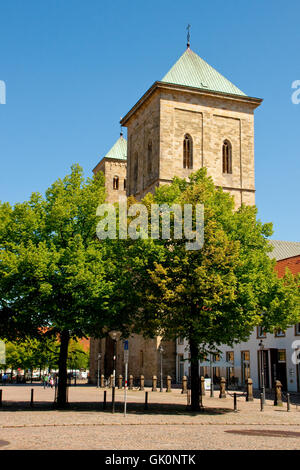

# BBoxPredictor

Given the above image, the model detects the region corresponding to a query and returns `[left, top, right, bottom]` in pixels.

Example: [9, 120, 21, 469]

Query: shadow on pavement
[0, 400, 233, 416]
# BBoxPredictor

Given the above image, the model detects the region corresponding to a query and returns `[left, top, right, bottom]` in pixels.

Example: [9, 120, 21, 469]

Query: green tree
[67, 339, 89, 370]
[118, 170, 300, 411]
[0, 165, 115, 406]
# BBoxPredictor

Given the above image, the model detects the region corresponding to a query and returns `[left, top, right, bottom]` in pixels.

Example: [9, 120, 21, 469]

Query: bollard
[152, 375, 157, 392]
[219, 377, 226, 399]
[181, 376, 187, 394]
[199, 382, 204, 410]
[234, 393, 237, 412]
[100, 374, 105, 388]
[0, 389, 2, 407]
[103, 390, 107, 410]
[144, 391, 148, 410]
[246, 378, 254, 402]
[140, 375, 144, 391]
[118, 375, 123, 390]
[274, 380, 283, 406]
[186, 389, 191, 408]
[30, 388, 34, 407]
[260, 393, 264, 412]
[287, 393, 290, 412]
[201, 376, 205, 396]
[166, 375, 172, 392]
[129, 375, 133, 390]
[112, 387, 116, 414]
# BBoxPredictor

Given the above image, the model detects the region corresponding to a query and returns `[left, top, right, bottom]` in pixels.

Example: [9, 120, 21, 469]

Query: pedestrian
[2, 373, 7, 385]
[50, 376, 54, 389]
[42, 374, 47, 389]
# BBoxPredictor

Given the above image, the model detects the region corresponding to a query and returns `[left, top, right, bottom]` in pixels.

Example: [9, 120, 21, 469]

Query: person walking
[42, 374, 47, 389]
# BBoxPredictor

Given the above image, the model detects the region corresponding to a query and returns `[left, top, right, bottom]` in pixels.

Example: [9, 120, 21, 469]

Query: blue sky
[0, 0, 299, 241]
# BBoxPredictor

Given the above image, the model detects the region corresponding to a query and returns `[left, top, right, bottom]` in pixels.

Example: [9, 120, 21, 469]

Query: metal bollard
[234, 393, 237, 412]
[112, 387, 116, 413]
[187, 389, 191, 408]
[287, 393, 290, 412]
[30, 388, 34, 407]
[103, 390, 107, 410]
[260, 392, 264, 412]
[144, 391, 148, 410]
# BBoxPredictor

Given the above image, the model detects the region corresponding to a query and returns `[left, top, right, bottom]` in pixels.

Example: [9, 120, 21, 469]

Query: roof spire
[120, 117, 123, 137]
[186, 24, 191, 49]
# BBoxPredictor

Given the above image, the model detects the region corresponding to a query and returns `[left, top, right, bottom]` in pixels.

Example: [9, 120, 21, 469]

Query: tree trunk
[56, 330, 70, 408]
[189, 337, 200, 411]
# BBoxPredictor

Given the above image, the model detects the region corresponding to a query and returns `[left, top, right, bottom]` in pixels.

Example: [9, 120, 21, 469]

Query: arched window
[183, 134, 193, 169]
[147, 140, 152, 175]
[113, 176, 119, 190]
[123, 179, 126, 190]
[222, 140, 232, 174]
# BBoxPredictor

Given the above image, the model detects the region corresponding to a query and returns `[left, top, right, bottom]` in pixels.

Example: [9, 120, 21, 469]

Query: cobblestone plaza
[0, 385, 299, 450]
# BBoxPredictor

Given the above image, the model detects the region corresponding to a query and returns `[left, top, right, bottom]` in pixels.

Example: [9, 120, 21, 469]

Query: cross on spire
[186, 24, 191, 48]
[120, 117, 123, 137]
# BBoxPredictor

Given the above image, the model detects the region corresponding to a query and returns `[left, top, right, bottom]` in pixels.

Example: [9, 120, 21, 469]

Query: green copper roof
[162, 48, 246, 97]
[104, 135, 127, 160]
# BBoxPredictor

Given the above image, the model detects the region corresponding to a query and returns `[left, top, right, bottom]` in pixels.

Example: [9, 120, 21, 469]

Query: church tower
[90, 43, 262, 385]
[121, 46, 262, 208]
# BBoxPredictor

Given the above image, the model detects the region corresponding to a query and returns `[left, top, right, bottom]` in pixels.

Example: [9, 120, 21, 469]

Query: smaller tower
[93, 133, 127, 203]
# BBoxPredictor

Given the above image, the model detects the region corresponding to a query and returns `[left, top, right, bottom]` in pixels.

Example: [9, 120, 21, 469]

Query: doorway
[270, 348, 287, 390]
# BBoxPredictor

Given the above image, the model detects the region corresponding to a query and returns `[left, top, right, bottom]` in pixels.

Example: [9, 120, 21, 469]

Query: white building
[176, 240, 300, 392]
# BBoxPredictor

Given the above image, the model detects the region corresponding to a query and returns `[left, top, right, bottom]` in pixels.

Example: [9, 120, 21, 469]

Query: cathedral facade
[89, 45, 262, 384]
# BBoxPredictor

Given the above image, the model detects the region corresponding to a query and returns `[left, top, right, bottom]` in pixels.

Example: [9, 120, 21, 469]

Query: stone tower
[89, 45, 262, 385]
[92, 133, 127, 203]
[121, 47, 262, 208]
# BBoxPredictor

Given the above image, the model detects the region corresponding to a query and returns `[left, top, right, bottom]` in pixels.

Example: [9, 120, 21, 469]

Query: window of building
[275, 329, 285, 337]
[295, 323, 300, 336]
[183, 134, 193, 169]
[278, 350, 286, 363]
[123, 179, 126, 190]
[226, 351, 235, 384]
[178, 336, 184, 345]
[241, 351, 250, 384]
[257, 326, 266, 338]
[113, 176, 119, 190]
[222, 140, 232, 174]
[226, 351, 234, 363]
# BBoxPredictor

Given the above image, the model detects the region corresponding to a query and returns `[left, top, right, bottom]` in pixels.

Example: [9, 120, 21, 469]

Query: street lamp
[97, 353, 102, 388]
[210, 354, 214, 398]
[108, 330, 121, 413]
[259, 339, 265, 404]
[159, 344, 164, 392]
